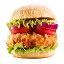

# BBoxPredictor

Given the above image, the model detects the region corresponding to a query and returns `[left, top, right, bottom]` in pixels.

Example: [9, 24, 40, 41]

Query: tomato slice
[10, 26, 29, 34]
[9, 23, 58, 35]
[33, 25, 56, 35]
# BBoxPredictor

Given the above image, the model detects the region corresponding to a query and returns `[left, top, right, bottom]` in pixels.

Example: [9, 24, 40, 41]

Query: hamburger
[7, 5, 58, 58]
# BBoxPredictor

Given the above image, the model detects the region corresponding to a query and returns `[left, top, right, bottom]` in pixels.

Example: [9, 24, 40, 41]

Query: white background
[0, 0, 64, 64]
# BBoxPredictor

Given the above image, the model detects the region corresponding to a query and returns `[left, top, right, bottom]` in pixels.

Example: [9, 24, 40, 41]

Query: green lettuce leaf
[7, 43, 57, 54]
[7, 19, 54, 28]
[7, 47, 13, 53]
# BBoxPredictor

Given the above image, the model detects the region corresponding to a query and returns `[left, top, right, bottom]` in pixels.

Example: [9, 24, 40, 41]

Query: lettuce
[14, 43, 24, 50]
[7, 47, 13, 53]
[7, 19, 54, 28]
[7, 43, 57, 54]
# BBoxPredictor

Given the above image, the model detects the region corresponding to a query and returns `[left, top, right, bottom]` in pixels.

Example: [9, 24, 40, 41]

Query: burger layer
[7, 19, 55, 28]
[7, 33, 57, 54]
[7, 19, 58, 35]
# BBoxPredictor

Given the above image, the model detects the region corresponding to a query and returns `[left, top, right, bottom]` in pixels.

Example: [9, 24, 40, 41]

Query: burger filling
[7, 18, 58, 35]
[7, 33, 57, 54]
[7, 18, 55, 28]
[7, 18, 58, 54]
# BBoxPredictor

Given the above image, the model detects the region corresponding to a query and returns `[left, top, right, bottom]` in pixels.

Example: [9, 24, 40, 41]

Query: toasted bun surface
[12, 50, 55, 58]
[11, 5, 55, 20]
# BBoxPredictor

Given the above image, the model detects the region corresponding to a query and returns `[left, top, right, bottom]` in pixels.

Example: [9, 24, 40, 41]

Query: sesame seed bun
[11, 5, 55, 20]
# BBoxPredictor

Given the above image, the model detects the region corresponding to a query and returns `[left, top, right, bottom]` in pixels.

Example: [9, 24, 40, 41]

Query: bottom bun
[12, 50, 55, 58]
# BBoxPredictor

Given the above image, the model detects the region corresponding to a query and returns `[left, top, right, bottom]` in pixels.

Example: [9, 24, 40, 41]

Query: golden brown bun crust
[11, 5, 55, 20]
[12, 50, 55, 58]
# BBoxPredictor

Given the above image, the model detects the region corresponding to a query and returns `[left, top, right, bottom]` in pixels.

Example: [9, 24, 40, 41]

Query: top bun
[11, 5, 55, 20]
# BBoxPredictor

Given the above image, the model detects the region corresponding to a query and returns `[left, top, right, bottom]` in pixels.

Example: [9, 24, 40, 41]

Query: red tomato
[10, 26, 29, 34]
[33, 25, 56, 35]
